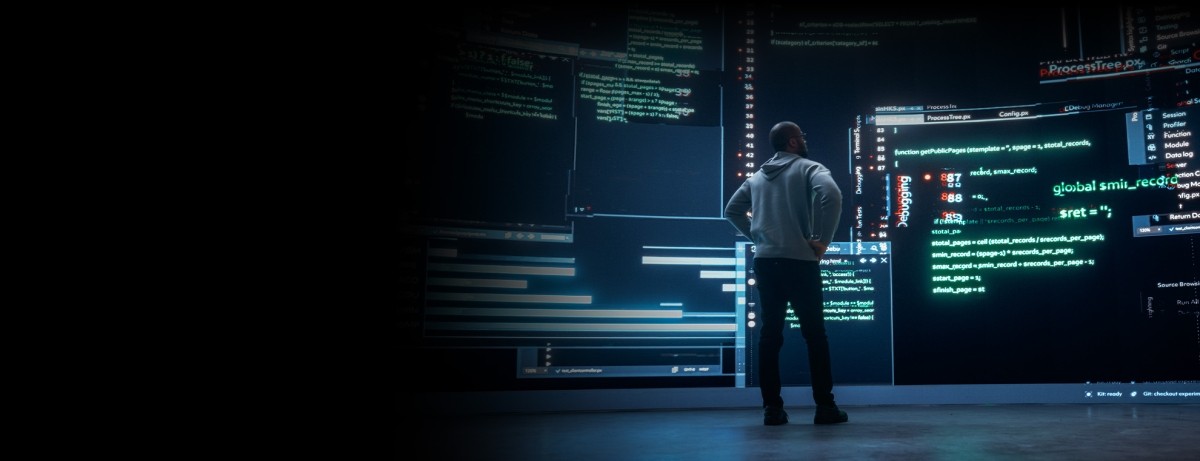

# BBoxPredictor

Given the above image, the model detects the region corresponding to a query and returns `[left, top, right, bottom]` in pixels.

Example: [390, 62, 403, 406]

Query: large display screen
[401, 6, 1199, 398]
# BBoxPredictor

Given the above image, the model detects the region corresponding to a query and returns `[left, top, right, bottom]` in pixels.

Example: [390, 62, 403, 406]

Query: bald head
[769, 121, 807, 156]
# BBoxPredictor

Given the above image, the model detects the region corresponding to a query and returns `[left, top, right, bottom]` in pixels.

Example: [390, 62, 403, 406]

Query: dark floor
[408, 404, 1200, 460]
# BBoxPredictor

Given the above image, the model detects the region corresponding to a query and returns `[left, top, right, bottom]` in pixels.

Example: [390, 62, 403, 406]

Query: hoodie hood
[759, 152, 801, 180]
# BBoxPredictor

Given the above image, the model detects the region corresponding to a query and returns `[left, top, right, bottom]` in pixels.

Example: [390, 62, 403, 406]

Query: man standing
[724, 121, 848, 426]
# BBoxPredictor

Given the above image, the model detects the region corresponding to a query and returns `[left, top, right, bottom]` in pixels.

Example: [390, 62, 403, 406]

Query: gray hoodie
[724, 152, 842, 261]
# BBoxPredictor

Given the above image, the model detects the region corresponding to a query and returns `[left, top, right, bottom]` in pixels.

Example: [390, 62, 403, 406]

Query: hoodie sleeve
[724, 181, 753, 239]
[808, 165, 842, 244]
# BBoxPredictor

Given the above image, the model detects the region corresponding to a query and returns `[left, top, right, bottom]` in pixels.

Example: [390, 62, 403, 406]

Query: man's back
[724, 151, 842, 261]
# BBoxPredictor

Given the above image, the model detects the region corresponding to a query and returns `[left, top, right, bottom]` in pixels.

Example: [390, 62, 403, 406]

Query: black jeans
[754, 257, 835, 407]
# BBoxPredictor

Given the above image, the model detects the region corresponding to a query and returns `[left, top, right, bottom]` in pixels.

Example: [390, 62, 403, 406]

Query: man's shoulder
[793, 157, 831, 172]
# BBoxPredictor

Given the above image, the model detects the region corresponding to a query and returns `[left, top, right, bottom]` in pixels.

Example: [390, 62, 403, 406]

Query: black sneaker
[763, 406, 789, 426]
[814, 405, 848, 425]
